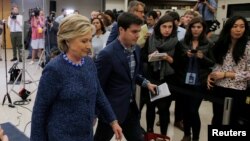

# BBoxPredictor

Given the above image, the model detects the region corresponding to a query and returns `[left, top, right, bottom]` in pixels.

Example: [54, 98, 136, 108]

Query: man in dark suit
[94, 12, 157, 141]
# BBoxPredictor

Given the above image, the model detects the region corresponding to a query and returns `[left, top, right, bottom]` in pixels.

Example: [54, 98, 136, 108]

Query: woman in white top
[91, 18, 110, 60]
[207, 16, 250, 126]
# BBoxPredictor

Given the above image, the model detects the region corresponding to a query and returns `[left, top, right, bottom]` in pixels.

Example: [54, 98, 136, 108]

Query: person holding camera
[193, 0, 217, 35]
[44, 12, 59, 64]
[29, 8, 45, 65]
[7, 6, 23, 62]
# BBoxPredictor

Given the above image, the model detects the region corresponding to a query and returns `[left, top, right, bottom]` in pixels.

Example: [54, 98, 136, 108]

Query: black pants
[173, 90, 184, 122]
[146, 96, 172, 135]
[211, 86, 248, 126]
[182, 85, 203, 140]
[94, 103, 144, 141]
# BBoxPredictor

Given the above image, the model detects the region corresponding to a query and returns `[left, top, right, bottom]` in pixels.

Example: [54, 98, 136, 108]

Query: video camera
[47, 11, 56, 23]
[10, 12, 18, 20]
[29, 7, 40, 18]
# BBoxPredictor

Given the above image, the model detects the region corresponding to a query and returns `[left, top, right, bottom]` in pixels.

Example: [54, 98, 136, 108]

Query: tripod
[2, 0, 38, 106]
[12, 0, 39, 103]
[1, 20, 15, 108]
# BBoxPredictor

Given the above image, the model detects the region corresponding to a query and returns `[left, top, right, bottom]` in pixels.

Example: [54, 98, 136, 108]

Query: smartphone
[150, 87, 159, 98]
[191, 49, 197, 53]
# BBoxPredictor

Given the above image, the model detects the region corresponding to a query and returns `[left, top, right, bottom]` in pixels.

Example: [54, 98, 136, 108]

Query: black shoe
[26, 56, 31, 59]
[0, 58, 2, 61]
[10, 58, 17, 61]
[19, 59, 22, 62]
[181, 135, 191, 141]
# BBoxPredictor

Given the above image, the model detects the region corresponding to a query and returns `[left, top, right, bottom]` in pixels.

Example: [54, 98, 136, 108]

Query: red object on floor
[144, 132, 170, 141]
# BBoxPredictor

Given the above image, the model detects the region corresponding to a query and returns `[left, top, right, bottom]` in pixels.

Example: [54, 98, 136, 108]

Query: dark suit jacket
[95, 39, 145, 123]
[106, 22, 118, 45]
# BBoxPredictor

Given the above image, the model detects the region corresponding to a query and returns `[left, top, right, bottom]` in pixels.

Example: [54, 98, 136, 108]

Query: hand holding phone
[191, 49, 197, 53]
[150, 87, 159, 98]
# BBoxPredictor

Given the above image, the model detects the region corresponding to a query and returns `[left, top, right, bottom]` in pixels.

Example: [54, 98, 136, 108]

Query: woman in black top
[142, 15, 178, 135]
[174, 17, 214, 141]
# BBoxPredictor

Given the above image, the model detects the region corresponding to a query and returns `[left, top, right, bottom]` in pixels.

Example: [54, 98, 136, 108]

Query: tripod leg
[2, 95, 6, 106]
[25, 69, 38, 86]
[2, 93, 15, 108]
[36, 50, 45, 69]
[6, 93, 13, 104]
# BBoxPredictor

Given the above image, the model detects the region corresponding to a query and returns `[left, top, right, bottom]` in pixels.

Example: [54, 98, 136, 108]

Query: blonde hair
[57, 14, 93, 52]
[128, 0, 145, 13]
[183, 10, 201, 18]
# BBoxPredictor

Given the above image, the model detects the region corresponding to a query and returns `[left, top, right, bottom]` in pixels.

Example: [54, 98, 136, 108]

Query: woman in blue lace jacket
[30, 14, 122, 141]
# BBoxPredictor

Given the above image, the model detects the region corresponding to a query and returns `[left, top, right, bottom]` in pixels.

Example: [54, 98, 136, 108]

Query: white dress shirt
[7, 15, 23, 32]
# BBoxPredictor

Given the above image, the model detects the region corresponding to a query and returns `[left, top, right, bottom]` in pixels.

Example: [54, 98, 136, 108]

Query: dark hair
[165, 10, 172, 15]
[91, 17, 106, 34]
[74, 10, 79, 14]
[33, 8, 40, 17]
[153, 15, 177, 39]
[156, 10, 161, 17]
[104, 10, 116, 22]
[167, 11, 180, 22]
[97, 13, 111, 27]
[117, 12, 143, 30]
[183, 17, 207, 45]
[213, 15, 249, 65]
[146, 11, 158, 20]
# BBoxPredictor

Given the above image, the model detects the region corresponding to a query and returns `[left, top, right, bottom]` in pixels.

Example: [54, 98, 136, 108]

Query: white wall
[48, 0, 102, 19]
[216, 0, 250, 34]
[106, 0, 125, 11]
[11, 0, 102, 20]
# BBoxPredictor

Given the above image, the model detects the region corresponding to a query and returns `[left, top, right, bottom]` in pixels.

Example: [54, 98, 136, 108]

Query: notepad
[150, 83, 171, 102]
[148, 53, 167, 62]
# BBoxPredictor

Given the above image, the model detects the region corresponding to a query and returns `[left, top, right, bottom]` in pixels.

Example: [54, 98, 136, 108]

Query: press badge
[185, 73, 196, 85]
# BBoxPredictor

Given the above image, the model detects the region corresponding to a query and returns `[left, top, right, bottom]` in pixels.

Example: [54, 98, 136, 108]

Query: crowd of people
[0, 0, 249, 141]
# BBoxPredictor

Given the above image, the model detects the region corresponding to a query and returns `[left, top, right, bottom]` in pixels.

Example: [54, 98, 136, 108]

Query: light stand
[35, 0, 47, 69]
[1, 9, 15, 108]
[7, 0, 38, 105]
[13, 0, 38, 103]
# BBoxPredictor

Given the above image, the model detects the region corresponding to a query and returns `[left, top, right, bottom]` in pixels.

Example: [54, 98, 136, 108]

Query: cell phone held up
[150, 87, 159, 98]
[191, 49, 197, 54]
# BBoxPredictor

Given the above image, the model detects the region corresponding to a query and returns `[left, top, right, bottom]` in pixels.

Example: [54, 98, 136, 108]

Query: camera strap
[202, 3, 206, 18]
